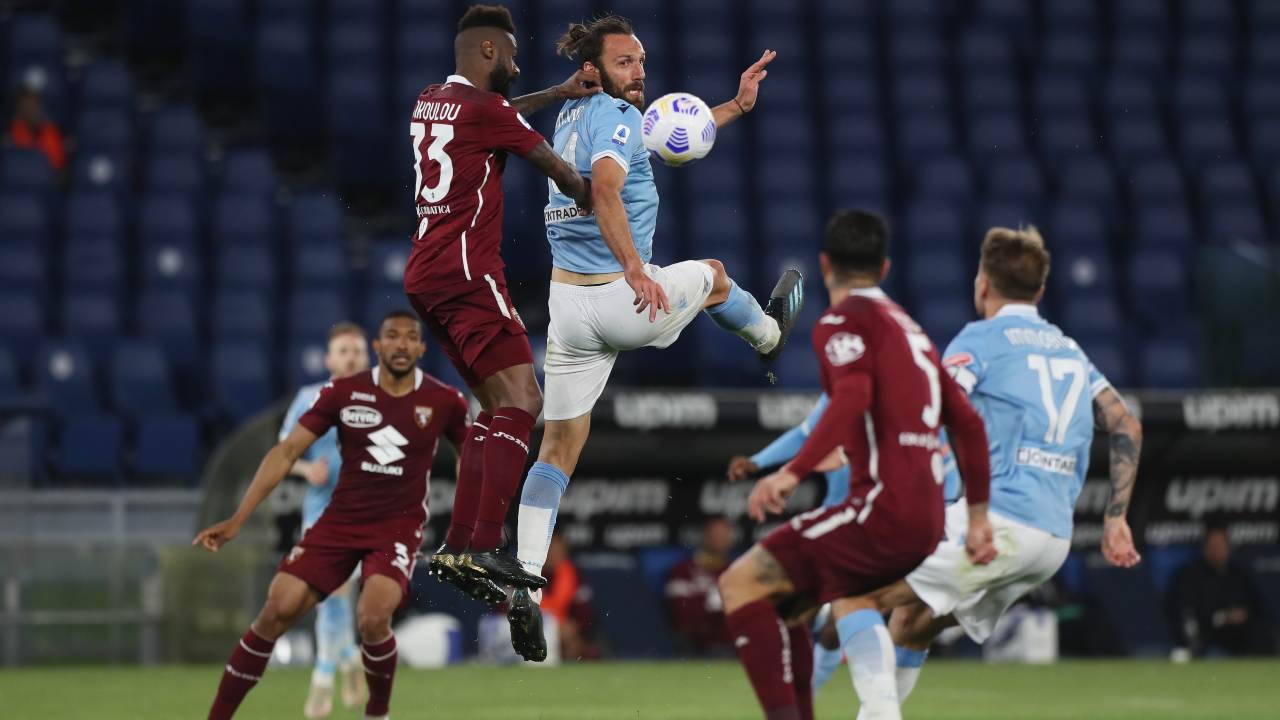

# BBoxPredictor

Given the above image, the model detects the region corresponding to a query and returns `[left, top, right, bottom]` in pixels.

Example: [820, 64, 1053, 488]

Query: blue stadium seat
[1112, 0, 1169, 35]
[1198, 160, 1258, 205]
[1, 148, 57, 192]
[1140, 336, 1202, 389]
[0, 192, 49, 245]
[758, 156, 816, 201]
[6, 13, 63, 77]
[984, 155, 1044, 204]
[80, 59, 134, 109]
[329, 64, 387, 136]
[288, 290, 349, 341]
[0, 242, 45, 297]
[761, 201, 821, 253]
[259, 0, 312, 26]
[1034, 73, 1090, 117]
[973, 0, 1033, 36]
[817, 0, 874, 26]
[132, 414, 201, 480]
[771, 337, 823, 389]
[963, 72, 1020, 114]
[286, 339, 329, 388]
[36, 340, 100, 415]
[959, 28, 1013, 70]
[1107, 116, 1168, 170]
[211, 343, 275, 423]
[62, 292, 121, 354]
[65, 191, 123, 244]
[289, 192, 343, 245]
[110, 341, 178, 417]
[75, 106, 134, 156]
[917, 296, 973, 348]
[1061, 295, 1122, 339]
[1051, 248, 1115, 306]
[147, 104, 204, 156]
[294, 244, 347, 288]
[221, 147, 279, 195]
[893, 73, 949, 113]
[256, 21, 322, 137]
[825, 75, 878, 112]
[898, 114, 956, 160]
[1183, 1, 1236, 36]
[187, 0, 252, 96]
[1129, 249, 1189, 326]
[71, 150, 131, 193]
[1174, 76, 1230, 117]
[1038, 113, 1097, 168]
[1080, 337, 1131, 388]
[0, 292, 44, 360]
[0, 347, 19, 397]
[827, 116, 886, 156]
[901, 200, 965, 250]
[1206, 202, 1268, 244]
[907, 249, 969, 303]
[1044, 0, 1097, 30]
[968, 112, 1027, 162]
[1244, 76, 1280, 119]
[142, 234, 201, 293]
[215, 244, 276, 291]
[1249, 120, 1280, 166]
[144, 152, 205, 196]
[1047, 203, 1107, 249]
[63, 237, 124, 296]
[689, 201, 750, 256]
[1178, 116, 1237, 171]
[327, 22, 379, 66]
[915, 155, 974, 201]
[1113, 34, 1166, 72]
[1133, 204, 1196, 255]
[137, 290, 201, 375]
[1128, 157, 1187, 203]
[54, 415, 123, 482]
[821, 29, 876, 71]
[212, 193, 274, 246]
[887, 0, 944, 27]
[1058, 155, 1118, 211]
[212, 290, 273, 343]
[829, 158, 890, 212]
[368, 239, 409, 290]
[890, 28, 945, 70]
[1180, 34, 1233, 76]
[974, 201, 1036, 237]
[1102, 74, 1160, 118]
[139, 194, 198, 247]
[1040, 32, 1099, 74]
[757, 110, 815, 153]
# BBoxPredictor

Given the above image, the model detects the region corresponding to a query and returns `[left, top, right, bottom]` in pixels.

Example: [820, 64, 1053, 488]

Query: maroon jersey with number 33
[297, 367, 469, 532]
[404, 75, 546, 293]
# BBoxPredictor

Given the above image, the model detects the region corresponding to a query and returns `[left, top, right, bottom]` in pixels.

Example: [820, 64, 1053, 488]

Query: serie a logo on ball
[642, 92, 717, 166]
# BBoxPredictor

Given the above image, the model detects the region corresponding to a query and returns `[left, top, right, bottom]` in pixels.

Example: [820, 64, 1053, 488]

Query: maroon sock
[727, 600, 800, 720]
[444, 411, 491, 551]
[362, 634, 398, 717]
[470, 407, 535, 551]
[788, 623, 815, 720]
[208, 628, 275, 720]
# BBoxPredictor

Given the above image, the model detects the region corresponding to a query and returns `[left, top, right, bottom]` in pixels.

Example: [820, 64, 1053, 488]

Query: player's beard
[382, 357, 415, 379]
[489, 64, 514, 98]
[603, 71, 644, 109]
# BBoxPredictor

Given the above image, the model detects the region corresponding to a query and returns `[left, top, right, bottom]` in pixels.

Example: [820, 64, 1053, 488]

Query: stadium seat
[80, 59, 134, 109]
[974, 201, 1036, 238]
[35, 340, 100, 415]
[917, 297, 973, 348]
[62, 292, 121, 355]
[1112, 0, 1169, 34]
[1058, 155, 1118, 212]
[963, 71, 1020, 115]
[1046, 202, 1107, 249]
[256, 21, 322, 139]
[136, 290, 201, 382]
[893, 72, 949, 113]
[288, 192, 344, 245]
[1180, 34, 1233, 76]
[368, 239, 410, 291]
[1249, 120, 1280, 167]
[915, 155, 974, 201]
[286, 339, 329, 388]
[1034, 73, 1090, 117]
[65, 191, 124, 245]
[890, 28, 945, 70]
[1128, 157, 1187, 204]
[0, 292, 45, 362]
[898, 113, 956, 161]
[901, 200, 966, 250]
[132, 414, 201, 481]
[221, 147, 279, 195]
[212, 291, 273, 344]
[212, 193, 275, 246]
[1050, 248, 1115, 307]
[968, 112, 1028, 163]
[984, 155, 1044, 204]
[71, 150, 131, 194]
[327, 22, 379, 67]
[1174, 76, 1230, 117]
[294, 243, 347, 288]
[187, 0, 252, 98]
[1206, 202, 1268, 244]
[1178, 116, 1237, 171]
[1133, 204, 1196, 255]
[147, 104, 205, 156]
[1198, 160, 1258, 206]
[1, 148, 57, 192]
[110, 341, 178, 418]
[1079, 338, 1130, 389]
[1038, 114, 1098, 169]
[959, 28, 1013, 70]
[1129, 249, 1189, 326]
[0, 239, 46, 297]
[829, 158, 890, 213]
[1140, 336, 1202, 389]
[211, 343, 275, 423]
[1061, 295, 1123, 340]
[1107, 116, 1169, 170]
[757, 156, 816, 201]
[0, 347, 19, 397]
[144, 152, 205, 197]
[54, 415, 123, 483]
[214, 243, 276, 291]
[1102, 74, 1160, 118]
[75, 106, 134, 156]
[288, 290, 349, 341]
[757, 110, 815, 154]
[0, 191, 50, 245]
[1244, 76, 1280, 120]
[826, 116, 886, 156]
[761, 202, 821, 254]
[139, 194, 199, 247]
[973, 0, 1033, 36]
[907, 249, 970, 303]
[62, 237, 124, 297]
[1183, 1, 1236, 36]
[689, 201, 750, 256]
[1040, 32, 1099, 75]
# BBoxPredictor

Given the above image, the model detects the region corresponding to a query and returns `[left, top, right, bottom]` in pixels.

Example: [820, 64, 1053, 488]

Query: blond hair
[327, 321, 367, 343]
[979, 226, 1050, 301]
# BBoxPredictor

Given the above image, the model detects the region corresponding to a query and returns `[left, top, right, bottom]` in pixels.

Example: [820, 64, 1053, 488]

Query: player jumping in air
[278, 322, 371, 718]
[841, 226, 1143, 717]
[718, 210, 995, 720]
[195, 311, 470, 720]
[402, 5, 601, 599]
[508, 14, 803, 662]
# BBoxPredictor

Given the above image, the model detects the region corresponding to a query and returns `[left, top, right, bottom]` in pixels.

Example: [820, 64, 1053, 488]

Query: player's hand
[965, 510, 997, 565]
[748, 470, 799, 523]
[733, 49, 776, 114]
[304, 457, 329, 487]
[626, 265, 669, 322]
[193, 518, 241, 553]
[727, 455, 759, 482]
[1101, 517, 1142, 568]
[559, 67, 602, 99]
[575, 178, 593, 212]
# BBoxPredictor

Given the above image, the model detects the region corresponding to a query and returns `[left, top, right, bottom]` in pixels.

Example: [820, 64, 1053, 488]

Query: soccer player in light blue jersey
[280, 322, 370, 718]
[508, 15, 805, 661]
[847, 226, 1144, 717]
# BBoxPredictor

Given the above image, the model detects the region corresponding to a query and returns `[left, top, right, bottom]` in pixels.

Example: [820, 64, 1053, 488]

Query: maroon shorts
[278, 516, 423, 610]
[761, 500, 939, 604]
[406, 270, 533, 387]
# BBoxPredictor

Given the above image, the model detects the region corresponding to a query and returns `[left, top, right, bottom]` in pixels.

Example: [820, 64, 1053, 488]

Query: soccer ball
[641, 93, 717, 166]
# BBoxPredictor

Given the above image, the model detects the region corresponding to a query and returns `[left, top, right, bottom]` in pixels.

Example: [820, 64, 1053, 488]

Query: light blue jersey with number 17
[543, 92, 658, 274]
[940, 304, 1111, 539]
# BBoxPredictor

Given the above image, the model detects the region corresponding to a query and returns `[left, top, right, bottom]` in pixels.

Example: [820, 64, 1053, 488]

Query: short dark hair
[328, 321, 366, 342]
[980, 226, 1050, 301]
[457, 4, 516, 34]
[379, 309, 421, 332]
[556, 15, 634, 68]
[823, 210, 889, 278]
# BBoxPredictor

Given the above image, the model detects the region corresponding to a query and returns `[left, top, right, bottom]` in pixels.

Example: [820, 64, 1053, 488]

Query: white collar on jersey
[370, 366, 425, 390]
[995, 303, 1040, 318]
[848, 286, 888, 300]
[445, 74, 474, 87]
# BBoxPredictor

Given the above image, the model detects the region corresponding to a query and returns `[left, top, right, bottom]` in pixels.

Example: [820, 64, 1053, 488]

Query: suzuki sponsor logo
[614, 393, 717, 430]
[341, 405, 383, 429]
[1182, 393, 1280, 431]
[366, 425, 409, 465]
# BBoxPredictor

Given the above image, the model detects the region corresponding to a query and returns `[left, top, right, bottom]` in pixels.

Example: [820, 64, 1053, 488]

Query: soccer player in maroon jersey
[717, 211, 996, 720]
[403, 5, 599, 597]
[194, 311, 469, 720]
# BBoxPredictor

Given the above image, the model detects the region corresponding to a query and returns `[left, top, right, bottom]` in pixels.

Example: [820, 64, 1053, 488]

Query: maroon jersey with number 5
[404, 75, 546, 293]
[296, 367, 469, 534]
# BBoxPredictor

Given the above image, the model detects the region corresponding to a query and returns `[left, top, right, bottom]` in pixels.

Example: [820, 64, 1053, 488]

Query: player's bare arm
[711, 49, 776, 128]
[511, 67, 601, 116]
[193, 424, 319, 552]
[524, 140, 592, 209]
[726, 455, 759, 482]
[940, 365, 998, 564]
[1093, 386, 1143, 568]
[292, 456, 329, 487]
[591, 158, 670, 321]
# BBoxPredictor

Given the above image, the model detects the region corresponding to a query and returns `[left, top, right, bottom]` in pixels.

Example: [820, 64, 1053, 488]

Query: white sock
[897, 664, 922, 703]
[742, 314, 782, 353]
[840, 611, 901, 720]
[516, 504, 555, 575]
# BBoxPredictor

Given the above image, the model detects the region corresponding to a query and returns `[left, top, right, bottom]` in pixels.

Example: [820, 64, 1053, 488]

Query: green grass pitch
[2, 660, 1277, 719]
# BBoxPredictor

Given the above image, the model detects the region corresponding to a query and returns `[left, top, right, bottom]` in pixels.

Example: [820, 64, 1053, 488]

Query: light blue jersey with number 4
[543, 93, 658, 274]
[940, 304, 1111, 539]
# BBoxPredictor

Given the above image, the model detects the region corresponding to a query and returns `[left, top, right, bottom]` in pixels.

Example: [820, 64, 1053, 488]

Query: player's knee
[701, 259, 732, 302]
[255, 600, 300, 639]
[356, 608, 392, 644]
[717, 560, 750, 608]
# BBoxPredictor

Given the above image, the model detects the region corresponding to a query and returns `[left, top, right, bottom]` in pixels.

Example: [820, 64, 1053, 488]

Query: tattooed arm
[1093, 386, 1143, 567]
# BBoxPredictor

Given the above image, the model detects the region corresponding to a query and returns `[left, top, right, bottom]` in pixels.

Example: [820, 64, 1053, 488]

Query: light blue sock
[837, 609, 900, 719]
[811, 642, 844, 690]
[314, 592, 350, 684]
[703, 280, 779, 351]
[516, 462, 570, 575]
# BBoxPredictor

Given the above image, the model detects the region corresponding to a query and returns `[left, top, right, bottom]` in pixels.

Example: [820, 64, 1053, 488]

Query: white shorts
[543, 261, 715, 420]
[906, 499, 1070, 644]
